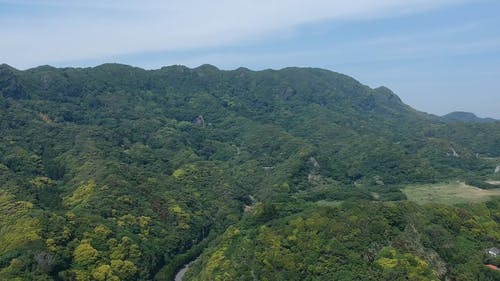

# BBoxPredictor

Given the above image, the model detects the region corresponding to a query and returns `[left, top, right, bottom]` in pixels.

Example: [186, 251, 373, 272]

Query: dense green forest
[0, 63, 499, 280]
[186, 200, 500, 281]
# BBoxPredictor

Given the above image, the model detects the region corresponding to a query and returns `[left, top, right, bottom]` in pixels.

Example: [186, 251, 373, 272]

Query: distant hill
[442, 111, 497, 123]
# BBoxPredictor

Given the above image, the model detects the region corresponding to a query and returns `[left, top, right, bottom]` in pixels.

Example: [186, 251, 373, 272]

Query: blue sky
[1, 0, 499, 118]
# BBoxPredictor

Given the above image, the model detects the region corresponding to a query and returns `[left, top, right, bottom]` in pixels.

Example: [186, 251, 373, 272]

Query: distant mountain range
[442, 111, 498, 123]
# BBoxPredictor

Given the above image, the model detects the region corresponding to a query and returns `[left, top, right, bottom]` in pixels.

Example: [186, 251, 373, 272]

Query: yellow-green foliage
[114, 215, 151, 236]
[169, 203, 191, 229]
[377, 257, 398, 268]
[117, 214, 136, 227]
[172, 164, 198, 180]
[73, 240, 99, 265]
[111, 259, 138, 279]
[376, 247, 437, 281]
[92, 264, 119, 281]
[0, 258, 24, 279]
[138, 216, 151, 236]
[46, 238, 57, 252]
[137, 216, 151, 229]
[64, 181, 96, 208]
[202, 247, 228, 278]
[30, 176, 55, 189]
[94, 224, 112, 239]
[109, 236, 141, 261]
[172, 168, 186, 179]
[0, 192, 40, 256]
[194, 226, 241, 280]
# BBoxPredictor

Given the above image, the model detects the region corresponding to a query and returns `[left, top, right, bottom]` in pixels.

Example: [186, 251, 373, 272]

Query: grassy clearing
[316, 200, 343, 207]
[402, 181, 500, 205]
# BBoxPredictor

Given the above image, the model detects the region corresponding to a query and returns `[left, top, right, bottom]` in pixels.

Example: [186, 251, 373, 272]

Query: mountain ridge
[4, 62, 490, 122]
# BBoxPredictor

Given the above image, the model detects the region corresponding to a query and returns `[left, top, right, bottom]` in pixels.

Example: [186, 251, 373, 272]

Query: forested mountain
[0, 63, 499, 280]
[442, 111, 497, 123]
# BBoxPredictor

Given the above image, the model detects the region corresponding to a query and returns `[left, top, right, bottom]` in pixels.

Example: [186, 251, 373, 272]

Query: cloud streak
[0, 0, 468, 68]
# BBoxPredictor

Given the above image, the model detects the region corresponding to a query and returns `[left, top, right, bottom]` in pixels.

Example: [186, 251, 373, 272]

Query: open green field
[402, 181, 500, 205]
[315, 200, 343, 207]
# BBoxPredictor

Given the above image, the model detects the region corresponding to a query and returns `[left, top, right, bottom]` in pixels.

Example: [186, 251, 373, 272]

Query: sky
[1, 0, 499, 118]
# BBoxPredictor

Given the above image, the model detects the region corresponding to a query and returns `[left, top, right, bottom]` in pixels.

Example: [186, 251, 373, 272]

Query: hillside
[442, 111, 497, 123]
[186, 201, 500, 281]
[0, 63, 499, 280]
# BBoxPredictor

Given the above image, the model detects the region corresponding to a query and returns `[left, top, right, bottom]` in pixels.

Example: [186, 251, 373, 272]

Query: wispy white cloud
[148, 19, 499, 72]
[326, 21, 500, 63]
[0, 0, 469, 68]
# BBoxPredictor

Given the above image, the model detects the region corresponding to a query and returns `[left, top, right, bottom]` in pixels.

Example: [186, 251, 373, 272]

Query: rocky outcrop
[280, 86, 296, 100]
[194, 115, 205, 128]
[449, 147, 459, 157]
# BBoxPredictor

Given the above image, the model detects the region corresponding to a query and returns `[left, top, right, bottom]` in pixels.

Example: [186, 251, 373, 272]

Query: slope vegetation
[0, 63, 499, 280]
